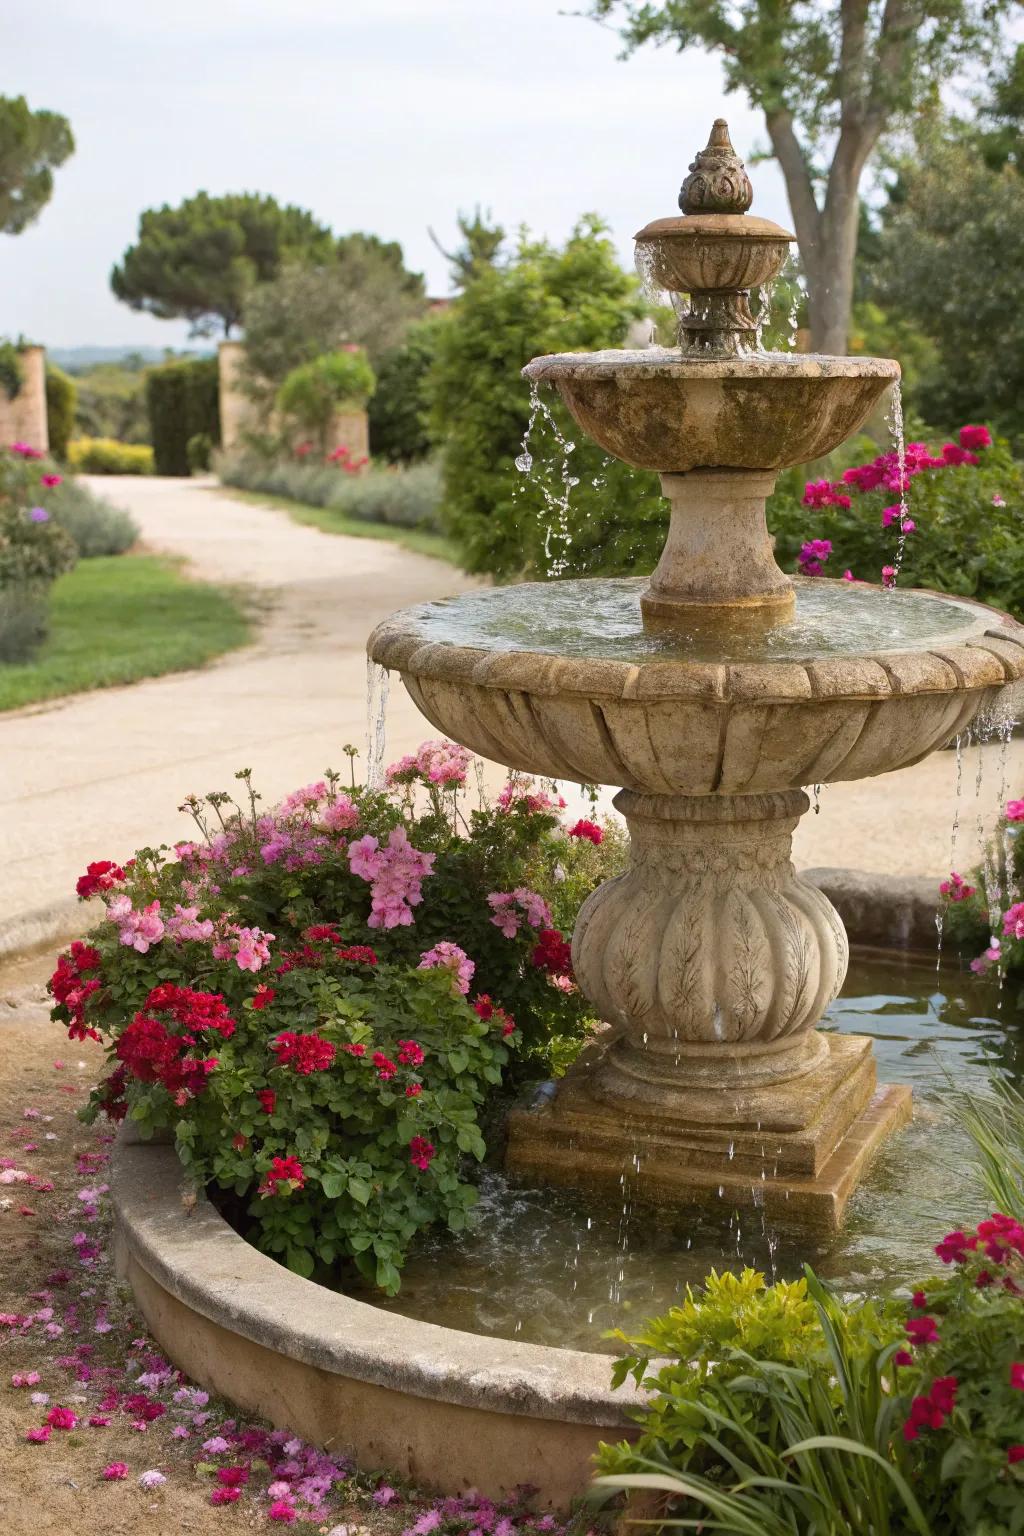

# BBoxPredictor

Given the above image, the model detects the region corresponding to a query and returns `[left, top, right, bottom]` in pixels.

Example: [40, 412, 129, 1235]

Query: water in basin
[359, 954, 1022, 1351]
[399, 577, 986, 666]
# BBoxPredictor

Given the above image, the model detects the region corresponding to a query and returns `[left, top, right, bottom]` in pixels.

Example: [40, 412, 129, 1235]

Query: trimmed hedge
[144, 357, 220, 476]
[68, 438, 154, 475]
[45, 364, 77, 459]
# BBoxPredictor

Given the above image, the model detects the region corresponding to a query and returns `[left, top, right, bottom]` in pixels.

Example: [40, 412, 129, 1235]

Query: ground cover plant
[48, 748, 622, 1290]
[0, 554, 249, 711]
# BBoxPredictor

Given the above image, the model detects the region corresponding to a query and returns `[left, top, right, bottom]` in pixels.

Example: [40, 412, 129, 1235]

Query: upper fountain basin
[634, 214, 794, 295]
[522, 350, 901, 473]
[368, 578, 1024, 796]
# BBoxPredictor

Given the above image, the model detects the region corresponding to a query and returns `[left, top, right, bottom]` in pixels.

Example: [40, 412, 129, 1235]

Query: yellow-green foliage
[68, 438, 154, 475]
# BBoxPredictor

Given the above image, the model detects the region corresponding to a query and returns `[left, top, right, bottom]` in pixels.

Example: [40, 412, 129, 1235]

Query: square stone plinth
[504, 1032, 912, 1232]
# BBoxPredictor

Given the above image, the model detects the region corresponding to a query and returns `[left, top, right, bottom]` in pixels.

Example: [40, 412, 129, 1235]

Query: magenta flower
[418, 941, 475, 995]
[102, 1462, 129, 1479]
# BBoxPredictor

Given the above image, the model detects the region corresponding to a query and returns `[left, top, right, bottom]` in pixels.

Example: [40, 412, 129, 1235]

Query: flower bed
[49, 748, 621, 1292]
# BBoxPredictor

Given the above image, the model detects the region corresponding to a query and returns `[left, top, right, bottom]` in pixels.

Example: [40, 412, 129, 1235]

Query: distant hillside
[49, 345, 213, 373]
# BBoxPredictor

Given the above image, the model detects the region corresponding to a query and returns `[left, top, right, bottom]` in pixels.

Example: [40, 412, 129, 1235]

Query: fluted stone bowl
[522, 351, 901, 473]
[368, 580, 1024, 797]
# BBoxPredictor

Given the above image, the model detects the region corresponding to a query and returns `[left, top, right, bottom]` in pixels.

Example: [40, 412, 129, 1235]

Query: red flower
[270, 1031, 336, 1074]
[409, 1136, 435, 1171]
[75, 860, 125, 899]
[259, 1155, 304, 1196]
[373, 1051, 397, 1081]
[216, 1466, 249, 1487]
[232, 1133, 248, 1151]
[568, 819, 603, 845]
[340, 1042, 366, 1057]
[405, 1083, 422, 1098]
[531, 928, 573, 977]
[905, 1316, 940, 1346]
[257, 1089, 276, 1115]
[1008, 1445, 1024, 1465]
[911, 1290, 927, 1309]
[397, 1039, 425, 1067]
[959, 424, 992, 451]
[336, 945, 378, 965]
[1011, 1362, 1024, 1391]
[902, 1377, 957, 1441]
[941, 442, 980, 467]
[41, 472, 63, 487]
[305, 923, 342, 942]
[893, 1350, 913, 1368]
[473, 995, 494, 1021]
[252, 985, 276, 1011]
[211, 1487, 241, 1505]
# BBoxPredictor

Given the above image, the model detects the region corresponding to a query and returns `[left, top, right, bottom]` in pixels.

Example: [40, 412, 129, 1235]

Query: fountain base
[505, 1030, 911, 1230]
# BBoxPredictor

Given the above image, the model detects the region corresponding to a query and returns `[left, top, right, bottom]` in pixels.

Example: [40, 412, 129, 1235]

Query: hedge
[144, 357, 220, 476]
[45, 365, 77, 460]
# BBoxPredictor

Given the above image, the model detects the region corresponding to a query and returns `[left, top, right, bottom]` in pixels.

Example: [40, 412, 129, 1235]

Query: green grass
[218, 486, 461, 565]
[0, 554, 251, 712]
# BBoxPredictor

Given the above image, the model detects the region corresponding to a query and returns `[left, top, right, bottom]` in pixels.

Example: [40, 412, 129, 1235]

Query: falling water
[886, 383, 911, 584]
[936, 732, 967, 967]
[365, 659, 390, 790]
[755, 278, 776, 352]
[513, 381, 580, 577]
[634, 244, 668, 309]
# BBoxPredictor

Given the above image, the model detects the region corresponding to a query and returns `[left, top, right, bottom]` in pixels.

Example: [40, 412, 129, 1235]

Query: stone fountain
[369, 121, 1024, 1229]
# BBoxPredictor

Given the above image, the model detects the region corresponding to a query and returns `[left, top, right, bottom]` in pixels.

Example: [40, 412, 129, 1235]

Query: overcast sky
[2, 0, 791, 349]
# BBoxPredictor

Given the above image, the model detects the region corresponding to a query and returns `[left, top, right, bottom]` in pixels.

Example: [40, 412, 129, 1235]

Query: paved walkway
[1, 475, 1021, 950]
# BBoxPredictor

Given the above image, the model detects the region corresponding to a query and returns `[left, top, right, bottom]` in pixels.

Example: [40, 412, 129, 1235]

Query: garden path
[1, 474, 1021, 953]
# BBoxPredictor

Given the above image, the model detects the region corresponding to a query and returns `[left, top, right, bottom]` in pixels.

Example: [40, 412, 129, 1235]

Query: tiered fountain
[369, 121, 1024, 1229]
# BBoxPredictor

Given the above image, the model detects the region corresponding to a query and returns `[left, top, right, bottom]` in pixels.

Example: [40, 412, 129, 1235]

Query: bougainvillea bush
[768, 423, 1024, 617]
[48, 746, 621, 1291]
[596, 1215, 1024, 1534]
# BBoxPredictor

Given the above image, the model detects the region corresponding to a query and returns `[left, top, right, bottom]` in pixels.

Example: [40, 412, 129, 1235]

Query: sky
[1, 0, 791, 350]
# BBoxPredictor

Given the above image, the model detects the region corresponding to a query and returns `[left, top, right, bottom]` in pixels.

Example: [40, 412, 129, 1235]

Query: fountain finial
[679, 118, 754, 215]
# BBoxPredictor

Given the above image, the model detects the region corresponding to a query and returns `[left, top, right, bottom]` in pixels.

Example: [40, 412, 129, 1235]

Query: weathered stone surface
[522, 351, 900, 472]
[111, 1137, 643, 1504]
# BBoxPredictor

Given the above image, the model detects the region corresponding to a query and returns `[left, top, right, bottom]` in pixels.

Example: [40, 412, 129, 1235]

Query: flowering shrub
[938, 791, 1024, 988]
[50, 747, 621, 1289]
[597, 1217, 1024, 1533]
[769, 424, 1024, 616]
[0, 444, 78, 660]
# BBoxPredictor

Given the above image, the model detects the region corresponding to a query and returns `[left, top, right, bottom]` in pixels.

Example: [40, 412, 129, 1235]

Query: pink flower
[496, 775, 566, 815]
[1003, 903, 1024, 941]
[797, 538, 832, 577]
[322, 795, 359, 831]
[269, 1501, 297, 1524]
[905, 1315, 939, 1346]
[211, 1487, 241, 1504]
[387, 740, 472, 788]
[487, 887, 553, 939]
[139, 1470, 166, 1488]
[109, 899, 165, 954]
[213, 922, 274, 972]
[1011, 1362, 1024, 1390]
[1006, 800, 1024, 822]
[418, 941, 475, 995]
[881, 565, 897, 589]
[941, 442, 980, 467]
[165, 904, 215, 943]
[41, 473, 63, 487]
[25, 1426, 51, 1443]
[959, 424, 992, 451]
[802, 479, 850, 509]
[102, 1462, 129, 1479]
[841, 569, 854, 581]
[939, 871, 976, 902]
[882, 505, 915, 533]
[348, 826, 435, 929]
[993, 493, 1006, 507]
[45, 1405, 78, 1430]
[971, 939, 1001, 975]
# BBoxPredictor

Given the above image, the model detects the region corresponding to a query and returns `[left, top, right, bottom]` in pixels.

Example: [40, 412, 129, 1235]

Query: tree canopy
[586, 0, 1014, 353]
[0, 95, 74, 235]
[240, 236, 426, 387]
[110, 192, 335, 336]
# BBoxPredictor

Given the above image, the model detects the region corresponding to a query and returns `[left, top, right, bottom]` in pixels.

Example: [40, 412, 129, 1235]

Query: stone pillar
[218, 341, 254, 453]
[505, 788, 911, 1228]
[641, 468, 793, 624]
[0, 346, 48, 454]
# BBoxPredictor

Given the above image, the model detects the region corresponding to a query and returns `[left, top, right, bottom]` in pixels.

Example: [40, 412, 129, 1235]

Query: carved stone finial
[679, 118, 754, 215]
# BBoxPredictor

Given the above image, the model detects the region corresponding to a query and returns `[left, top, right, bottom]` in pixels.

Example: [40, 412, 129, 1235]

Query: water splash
[886, 383, 911, 585]
[365, 659, 390, 790]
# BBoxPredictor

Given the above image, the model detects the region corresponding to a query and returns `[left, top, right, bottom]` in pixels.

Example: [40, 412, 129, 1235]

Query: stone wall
[0, 346, 48, 453]
[218, 341, 369, 461]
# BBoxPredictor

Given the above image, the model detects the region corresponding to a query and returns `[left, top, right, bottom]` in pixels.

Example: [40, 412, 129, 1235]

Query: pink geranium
[418, 941, 475, 995]
[487, 887, 553, 939]
[348, 826, 434, 929]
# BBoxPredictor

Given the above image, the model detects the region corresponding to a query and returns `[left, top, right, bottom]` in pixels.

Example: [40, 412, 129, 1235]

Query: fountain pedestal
[504, 790, 912, 1228]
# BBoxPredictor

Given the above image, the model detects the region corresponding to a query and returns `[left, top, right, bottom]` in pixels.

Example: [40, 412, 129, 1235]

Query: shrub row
[218, 450, 442, 531]
[144, 357, 220, 476]
[68, 437, 154, 476]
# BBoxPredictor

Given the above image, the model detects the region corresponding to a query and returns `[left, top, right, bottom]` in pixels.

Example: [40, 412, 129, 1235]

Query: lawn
[218, 485, 460, 565]
[0, 554, 251, 712]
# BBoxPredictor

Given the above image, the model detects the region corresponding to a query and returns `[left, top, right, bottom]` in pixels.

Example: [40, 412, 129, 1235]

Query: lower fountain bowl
[368, 579, 1024, 796]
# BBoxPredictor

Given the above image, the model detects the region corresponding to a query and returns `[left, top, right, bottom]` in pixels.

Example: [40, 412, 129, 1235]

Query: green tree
[241, 236, 426, 391]
[871, 121, 1024, 439]
[585, 0, 1011, 354]
[111, 193, 334, 337]
[428, 216, 663, 578]
[429, 207, 506, 290]
[276, 349, 376, 453]
[0, 95, 74, 235]
[368, 315, 448, 464]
